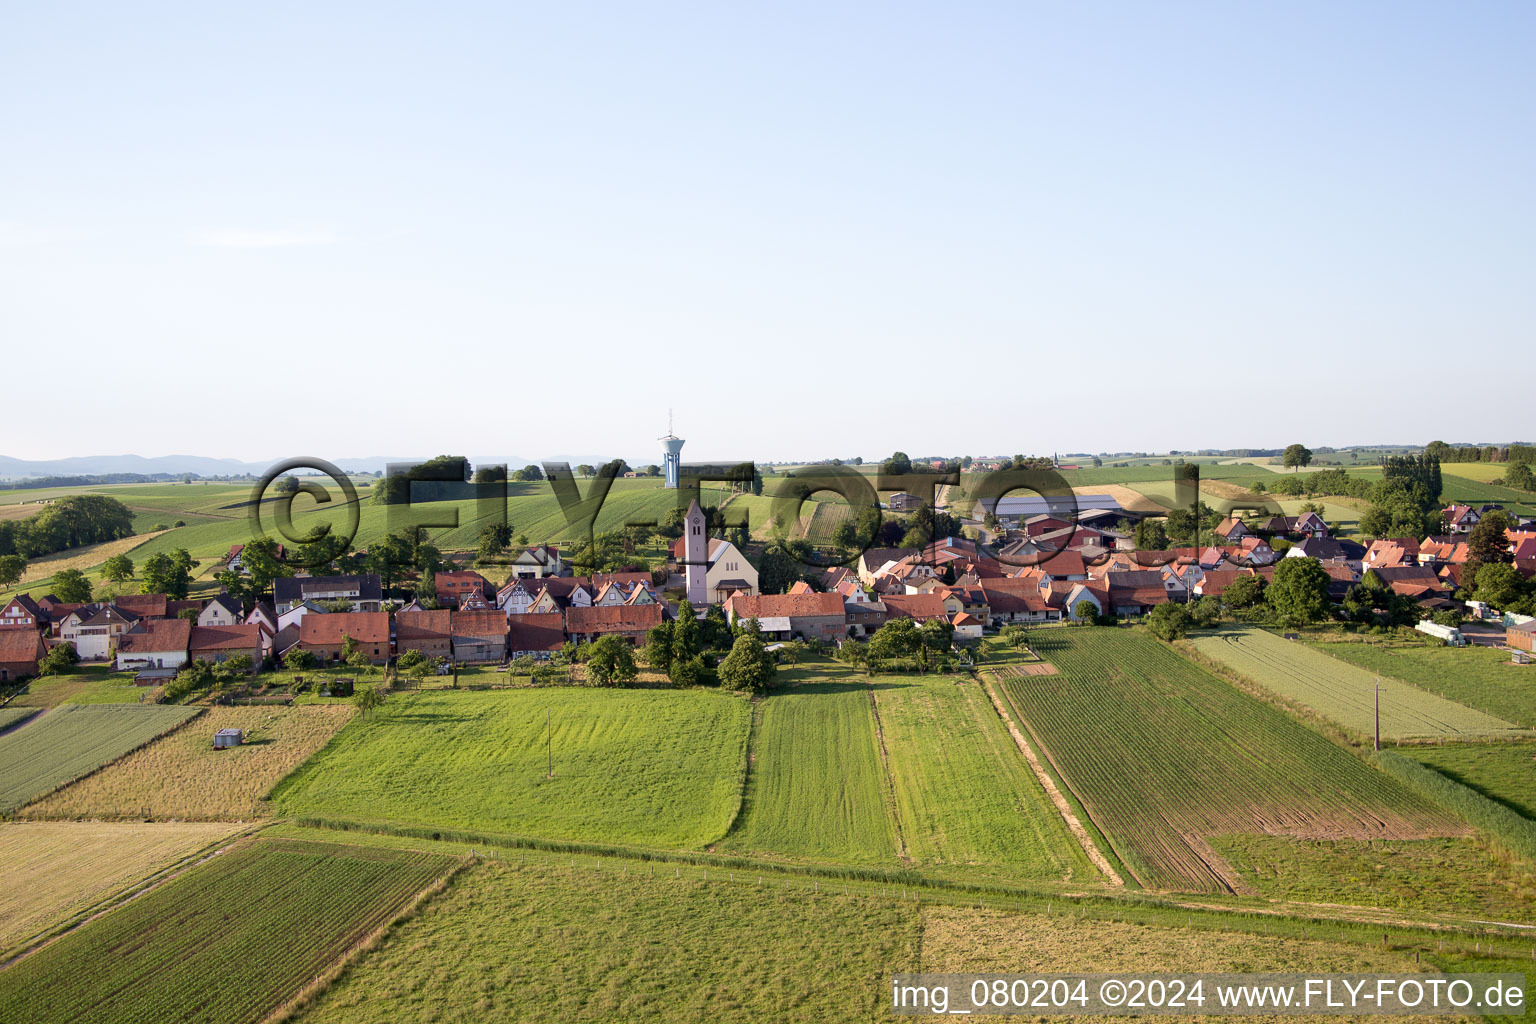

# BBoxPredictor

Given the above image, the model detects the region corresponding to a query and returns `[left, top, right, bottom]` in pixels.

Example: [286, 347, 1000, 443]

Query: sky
[3, 1, 1533, 467]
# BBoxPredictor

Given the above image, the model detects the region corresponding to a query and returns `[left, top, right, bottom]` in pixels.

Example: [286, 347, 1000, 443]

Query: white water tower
[660, 413, 684, 489]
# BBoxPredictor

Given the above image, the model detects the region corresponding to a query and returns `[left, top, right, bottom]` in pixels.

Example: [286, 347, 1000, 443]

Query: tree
[284, 648, 317, 671]
[1467, 510, 1513, 568]
[476, 522, 511, 563]
[0, 553, 25, 588]
[1472, 562, 1526, 611]
[641, 622, 674, 669]
[1506, 462, 1535, 492]
[1266, 557, 1332, 626]
[671, 605, 701, 663]
[354, 685, 386, 718]
[1073, 600, 1100, 625]
[277, 475, 301, 494]
[101, 554, 135, 583]
[1190, 594, 1223, 629]
[867, 617, 920, 670]
[37, 642, 80, 676]
[1133, 519, 1169, 552]
[140, 550, 193, 599]
[1282, 444, 1313, 472]
[239, 537, 292, 595]
[586, 635, 637, 686]
[513, 464, 545, 482]
[882, 451, 912, 476]
[1223, 574, 1265, 609]
[1146, 602, 1193, 641]
[52, 568, 93, 603]
[472, 465, 508, 484]
[717, 629, 775, 692]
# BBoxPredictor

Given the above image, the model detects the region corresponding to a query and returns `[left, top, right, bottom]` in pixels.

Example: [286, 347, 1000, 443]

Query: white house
[507, 545, 564, 579]
[114, 618, 191, 673]
[198, 594, 242, 627]
[61, 605, 138, 661]
[277, 600, 327, 633]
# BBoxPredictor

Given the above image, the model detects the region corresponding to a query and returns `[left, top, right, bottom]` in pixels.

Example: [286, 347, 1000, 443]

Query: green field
[1308, 640, 1536, 729]
[1193, 627, 1525, 740]
[1211, 833, 1536, 925]
[0, 704, 201, 813]
[875, 673, 1091, 880]
[0, 707, 37, 733]
[995, 629, 1457, 892]
[0, 838, 458, 1024]
[292, 857, 919, 1024]
[722, 666, 897, 864]
[8, 666, 152, 708]
[1402, 743, 1536, 822]
[273, 688, 752, 848]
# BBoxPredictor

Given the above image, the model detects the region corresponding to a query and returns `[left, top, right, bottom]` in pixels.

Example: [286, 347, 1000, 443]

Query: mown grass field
[874, 673, 1091, 881]
[1307, 639, 1536, 729]
[0, 837, 459, 1024]
[723, 664, 897, 864]
[996, 629, 1458, 892]
[273, 688, 752, 848]
[0, 821, 246, 956]
[1402, 743, 1536, 822]
[22, 705, 354, 820]
[292, 858, 919, 1024]
[1193, 627, 1525, 740]
[0, 704, 201, 813]
[8, 665, 154, 708]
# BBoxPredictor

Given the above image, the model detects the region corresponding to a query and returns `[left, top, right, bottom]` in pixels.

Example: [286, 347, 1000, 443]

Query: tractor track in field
[980, 673, 1124, 887]
[865, 680, 910, 863]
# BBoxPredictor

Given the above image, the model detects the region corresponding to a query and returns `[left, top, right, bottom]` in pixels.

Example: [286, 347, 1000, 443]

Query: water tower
[660, 412, 684, 489]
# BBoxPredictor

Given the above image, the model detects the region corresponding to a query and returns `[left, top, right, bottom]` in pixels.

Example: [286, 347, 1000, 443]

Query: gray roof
[274, 574, 383, 605]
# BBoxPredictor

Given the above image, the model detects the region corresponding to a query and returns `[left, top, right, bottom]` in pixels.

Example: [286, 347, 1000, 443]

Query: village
[4, 470, 1534, 688]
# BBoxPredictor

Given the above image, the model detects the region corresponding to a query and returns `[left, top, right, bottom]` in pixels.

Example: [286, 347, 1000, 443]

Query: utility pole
[1374, 678, 1381, 752]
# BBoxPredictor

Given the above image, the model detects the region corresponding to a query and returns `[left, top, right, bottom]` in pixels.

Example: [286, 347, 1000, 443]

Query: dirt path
[980, 674, 1124, 886]
[865, 681, 910, 863]
[11, 531, 170, 587]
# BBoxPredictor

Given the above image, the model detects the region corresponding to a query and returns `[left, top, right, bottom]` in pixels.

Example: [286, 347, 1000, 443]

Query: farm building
[0, 629, 47, 682]
[190, 625, 263, 668]
[435, 570, 493, 608]
[114, 619, 192, 673]
[298, 612, 391, 664]
[395, 609, 453, 659]
[724, 592, 848, 641]
[1509, 621, 1536, 653]
[978, 493, 1121, 530]
[508, 612, 566, 658]
[0, 595, 44, 632]
[451, 610, 511, 663]
[564, 604, 665, 645]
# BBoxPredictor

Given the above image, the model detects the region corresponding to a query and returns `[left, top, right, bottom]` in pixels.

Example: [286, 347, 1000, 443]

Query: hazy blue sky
[4, 2, 1532, 465]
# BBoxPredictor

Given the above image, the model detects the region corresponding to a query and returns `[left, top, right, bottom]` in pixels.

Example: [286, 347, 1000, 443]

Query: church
[676, 498, 759, 605]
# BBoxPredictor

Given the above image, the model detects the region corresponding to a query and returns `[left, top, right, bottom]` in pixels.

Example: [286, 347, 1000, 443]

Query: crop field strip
[0, 821, 249, 957]
[722, 668, 898, 864]
[1192, 627, 1525, 740]
[0, 706, 37, 733]
[1306, 640, 1536, 729]
[995, 629, 1462, 893]
[872, 673, 1092, 880]
[22, 705, 355, 821]
[273, 688, 751, 848]
[0, 704, 201, 813]
[0, 838, 460, 1024]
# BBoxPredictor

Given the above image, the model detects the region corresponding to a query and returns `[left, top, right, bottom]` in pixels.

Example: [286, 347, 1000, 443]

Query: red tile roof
[508, 612, 567, 652]
[396, 609, 452, 640]
[190, 625, 261, 652]
[725, 592, 846, 620]
[299, 612, 390, 646]
[451, 610, 510, 639]
[565, 604, 665, 634]
[0, 630, 45, 664]
[117, 618, 192, 653]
